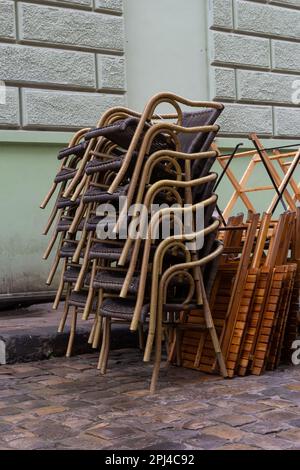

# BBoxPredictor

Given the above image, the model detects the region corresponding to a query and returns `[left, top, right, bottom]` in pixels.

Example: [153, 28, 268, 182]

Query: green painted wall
[212, 150, 286, 220]
[123, 0, 209, 112]
[1, 135, 299, 301]
[0, 141, 64, 301]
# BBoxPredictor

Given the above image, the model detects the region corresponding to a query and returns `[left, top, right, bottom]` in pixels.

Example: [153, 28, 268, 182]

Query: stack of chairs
[41, 92, 228, 392]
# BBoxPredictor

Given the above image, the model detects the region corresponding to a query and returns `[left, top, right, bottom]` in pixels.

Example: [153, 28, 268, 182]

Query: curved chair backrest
[179, 107, 223, 154]
[177, 107, 224, 204]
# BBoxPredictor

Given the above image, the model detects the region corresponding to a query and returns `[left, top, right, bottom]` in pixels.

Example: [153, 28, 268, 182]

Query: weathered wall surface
[0, 0, 126, 130]
[209, 0, 300, 138]
[123, 0, 209, 112]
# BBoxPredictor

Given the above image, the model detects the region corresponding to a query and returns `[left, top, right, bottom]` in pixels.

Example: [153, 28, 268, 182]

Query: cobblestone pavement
[0, 304, 93, 333]
[0, 349, 300, 450]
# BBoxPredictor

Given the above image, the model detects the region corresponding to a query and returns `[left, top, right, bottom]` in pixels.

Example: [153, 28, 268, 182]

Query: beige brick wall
[209, 0, 300, 138]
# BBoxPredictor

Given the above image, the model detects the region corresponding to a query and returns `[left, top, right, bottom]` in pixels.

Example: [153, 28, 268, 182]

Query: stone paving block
[25, 419, 76, 440]
[143, 441, 194, 451]
[0, 389, 27, 399]
[0, 422, 13, 433]
[33, 406, 68, 417]
[242, 433, 295, 450]
[2, 429, 36, 443]
[278, 428, 300, 442]
[8, 437, 52, 450]
[233, 392, 266, 401]
[156, 428, 199, 443]
[201, 424, 249, 441]
[233, 402, 273, 415]
[0, 395, 33, 408]
[287, 418, 300, 428]
[63, 362, 94, 371]
[10, 365, 41, 374]
[171, 401, 211, 412]
[18, 2, 124, 52]
[286, 384, 300, 391]
[85, 424, 140, 440]
[2, 412, 36, 425]
[182, 419, 214, 430]
[216, 414, 258, 427]
[63, 417, 95, 430]
[188, 434, 228, 450]
[258, 409, 300, 423]
[0, 444, 12, 450]
[216, 443, 260, 450]
[242, 420, 290, 435]
[257, 398, 298, 409]
[56, 433, 110, 449]
[37, 377, 72, 387]
[263, 388, 300, 401]
[0, 407, 23, 417]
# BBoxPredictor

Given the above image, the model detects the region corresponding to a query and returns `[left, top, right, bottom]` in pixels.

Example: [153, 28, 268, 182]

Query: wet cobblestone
[0, 349, 300, 450]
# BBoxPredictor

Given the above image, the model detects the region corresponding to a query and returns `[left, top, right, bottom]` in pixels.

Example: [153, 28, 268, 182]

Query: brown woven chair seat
[58, 142, 88, 160]
[84, 117, 175, 154]
[85, 157, 123, 175]
[56, 196, 80, 209]
[60, 242, 76, 258]
[85, 215, 117, 233]
[88, 242, 131, 261]
[99, 298, 198, 322]
[82, 184, 129, 204]
[63, 266, 81, 283]
[59, 242, 84, 258]
[92, 270, 139, 294]
[87, 240, 185, 263]
[68, 290, 97, 309]
[163, 302, 198, 312]
[56, 218, 84, 232]
[54, 167, 77, 183]
[100, 298, 149, 322]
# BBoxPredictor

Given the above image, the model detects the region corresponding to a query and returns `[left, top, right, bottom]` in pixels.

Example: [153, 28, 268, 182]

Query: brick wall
[0, 0, 126, 130]
[209, 0, 300, 138]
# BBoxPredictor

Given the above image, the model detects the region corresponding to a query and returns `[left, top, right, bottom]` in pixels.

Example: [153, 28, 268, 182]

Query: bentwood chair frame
[40, 127, 90, 212]
[109, 93, 223, 235]
[96, 213, 225, 391]
[74, 174, 217, 326]
[71, 124, 219, 294]
[116, 132, 219, 271]
[61, 94, 222, 277]
[119, 172, 218, 299]
[130, 189, 219, 356]
[149, 233, 227, 393]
